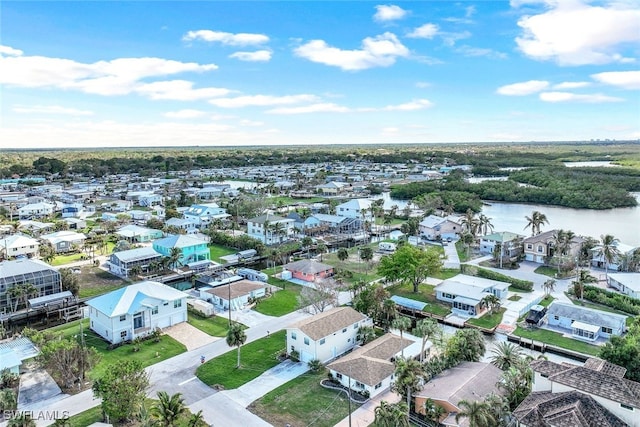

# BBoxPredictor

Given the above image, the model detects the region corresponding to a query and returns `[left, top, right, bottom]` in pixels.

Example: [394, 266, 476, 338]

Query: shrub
[582, 285, 640, 315]
[461, 264, 533, 291]
[289, 349, 300, 362]
[307, 359, 323, 372]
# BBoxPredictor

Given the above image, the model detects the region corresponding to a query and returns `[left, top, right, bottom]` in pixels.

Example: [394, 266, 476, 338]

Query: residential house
[335, 199, 372, 221]
[108, 247, 163, 278]
[18, 220, 54, 236]
[63, 217, 87, 230]
[152, 234, 210, 266]
[315, 181, 348, 196]
[0, 234, 40, 259]
[607, 273, 640, 299]
[418, 215, 461, 241]
[183, 203, 229, 227]
[523, 229, 583, 264]
[414, 362, 505, 427]
[40, 230, 86, 253]
[127, 191, 163, 207]
[545, 301, 627, 341]
[18, 202, 55, 220]
[434, 274, 509, 317]
[306, 214, 361, 235]
[0, 258, 62, 312]
[116, 224, 164, 243]
[286, 307, 371, 363]
[61, 203, 86, 218]
[283, 259, 334, 283]
[202, 279, 266, 311]
[529, 358, 640, 426]
[86, 281, 188, 345]
[479, 231, 524, 257]
[127, 209, 153, 224]
[247, 213, 294, 245]
[592, 242, 639, 272]
[327, 333, 419, 399]
[101, 200, 133, 212]
[165, 218, 198, 234]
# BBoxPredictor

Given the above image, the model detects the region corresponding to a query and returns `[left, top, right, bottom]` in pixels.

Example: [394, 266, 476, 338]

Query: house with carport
[86, 281, 188, 345]
[286, 307, 371, 363]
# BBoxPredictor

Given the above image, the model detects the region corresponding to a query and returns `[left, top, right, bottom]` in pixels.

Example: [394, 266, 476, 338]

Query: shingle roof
[415, 362, 504, 404]
[86, 281, 187, 317]
[289, 307, 367, 341]
[513, 391, 628, 427]
[546, 301, 627, 329]
[284, 259, 334, 275]
[205, 279, 266, 300]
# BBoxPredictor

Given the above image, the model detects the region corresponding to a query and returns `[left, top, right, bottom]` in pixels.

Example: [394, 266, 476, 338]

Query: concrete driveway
[163, 322, 218, 351]
[442, 240, 461, 269]
[17, 367, 65, 410]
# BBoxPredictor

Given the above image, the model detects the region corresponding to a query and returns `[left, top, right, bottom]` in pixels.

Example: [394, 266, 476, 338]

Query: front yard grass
[51, 252, 86, 266]
[511, 325, 600, 356]
[386, 283, 451, 317]
[466, 308, 506, 330]
[78, 267, 130, 298]
[248, 369, 359, 427]
[67, 405, 103, 427]
[196, 330, 286, 389]
[187, 312, 246, 336]
[508, 295, 522, 301]
[254, 282, 304, 316]
[208, 244, 237, 263]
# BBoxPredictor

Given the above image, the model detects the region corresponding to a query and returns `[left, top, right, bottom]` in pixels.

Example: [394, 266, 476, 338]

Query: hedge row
[207, 231, 265, 255]
[583, 285, 640, 315]
[460, 264, 534, 291]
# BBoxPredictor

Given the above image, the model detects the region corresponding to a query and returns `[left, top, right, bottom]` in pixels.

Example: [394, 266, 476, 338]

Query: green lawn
[50, 319, 187, 379]
[208, 244, 237, 263]
[78, 267, 129, 298]
[512, 326, 600, 356]
[254, 282, 303, 316]
[466, 308, 506, 329]
[386, 283, 451, 316]
[249, 369, 359, 427]
[509, 285, 533, 294]
[455, 240, 471, 263]
[187, 312, 246, 336]
[534, 265, 574, 279]
[51, 252, 86, 266]
[539, 295, 555, 307]
[508, 295, 522, 301]
[196, 330, 286, 389]
[433, 268, 461, 280]
[67, 405, 103, 427]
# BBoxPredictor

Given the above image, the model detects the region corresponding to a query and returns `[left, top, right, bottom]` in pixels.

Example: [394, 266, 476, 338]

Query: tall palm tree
[316, 241, 327, 262]
[524, 210, 549, 236]
[572, 269, 597, 301]
[379, 298, 398, 332]
[391, 316, 412, 356]
[598, 234, 621, 277]
[356, 325, 377, 345]
[484, 393, 509, 427]
[168, 247, 183, 269]
[542, 279, 556, 297]
[392, 356, 424, 405]
[455, 400, 495, 427]
[412, 318, 443, 362]
[226, 323, 247, 368]
[477, 214, 494, 236]
[150, 391, 188, 427]
[373, 401, 410, 427]
[460, 209, 478, 237]
[422, 398, 446, 425]
[490, 342, 524, 371]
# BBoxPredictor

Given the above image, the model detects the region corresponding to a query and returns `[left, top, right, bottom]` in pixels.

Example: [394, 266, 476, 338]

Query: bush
[461, 264, 533, 291]
[307, 359, 323, 372]
[289, 349, 300, 362]
[582, 285, 640, 315]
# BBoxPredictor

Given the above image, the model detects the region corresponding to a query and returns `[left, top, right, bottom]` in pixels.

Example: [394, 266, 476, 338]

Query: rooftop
[86, 281, 188, 317]
[289, 307, 367, 341]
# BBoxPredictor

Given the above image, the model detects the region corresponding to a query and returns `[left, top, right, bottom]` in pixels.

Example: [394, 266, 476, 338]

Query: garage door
[171, 312, 186, 326]
[300, 350, 314, 363]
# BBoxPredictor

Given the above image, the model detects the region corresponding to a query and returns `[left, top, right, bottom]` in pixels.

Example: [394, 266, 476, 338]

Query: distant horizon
[2, 1, 639, 148]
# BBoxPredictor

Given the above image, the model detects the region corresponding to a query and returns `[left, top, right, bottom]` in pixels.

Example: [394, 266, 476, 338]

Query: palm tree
[129, 265, 142, 279]
[316, 241, 327, 262]
[490, 342, 524, 371]
[477, 214, 494, 236]
[597, 234, 621, 277]
[186, 410, 207, 427]
[412, 318, 443, 362]
[226, 323, 247, 368]
[461, 232, 474, 258]
[168, 247, 183, 270]
[480, 294, 500, 314]
[627, 248, 640, 272]
[379, 298, 398, 332]
[356, 325, 377, 345]
[373, 401, 410, 427]
[391, 316, 412, 356]
[337, 247, 349, 263]
[460, 209, 478, 237]
[542, 279, 556, 297]
[455, 400, 495, 427]
[392, 356, 424, 405]
[524, 210, 549, 236]
[572, 269, 597, 301]
[150, 391, 188, 427]
[422, 398, 446, 425]
[499, 363, 533, 410]
[484, 393, 509, 427]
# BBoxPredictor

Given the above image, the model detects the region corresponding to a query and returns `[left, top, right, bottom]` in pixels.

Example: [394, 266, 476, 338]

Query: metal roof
[390, 295, 427, 311]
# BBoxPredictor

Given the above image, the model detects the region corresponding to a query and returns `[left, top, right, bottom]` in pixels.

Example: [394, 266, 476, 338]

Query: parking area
[163, 322, 219, 351]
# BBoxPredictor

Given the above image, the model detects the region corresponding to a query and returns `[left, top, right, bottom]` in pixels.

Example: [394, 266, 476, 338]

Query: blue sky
[1, 1, 639, 148]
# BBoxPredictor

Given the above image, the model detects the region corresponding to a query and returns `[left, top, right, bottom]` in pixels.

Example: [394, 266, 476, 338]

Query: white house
[591, 242, 639, 272]
[183, 203, 229, 226]
[0, 234, 40, 259]
[108, 246, 163, 278]
[545, 301, 627, 342]
[607, 273, 640, 299]
[479, 231, 524, 256]
[327, 333, 418, 399]
[201, 279, 266, 311]
[529, 358, 640, 427]
[419, 215, 461, 241]
[86, 281, 188, 345]
[247, 213, 294, 245]
[335, 199, 372, 221]
[286, 307, 371, 363]
[18, 202, 55, 220]
[40, 230, 87, 253]
[165, 218, 198, 234]
[435, 274, 509, 317]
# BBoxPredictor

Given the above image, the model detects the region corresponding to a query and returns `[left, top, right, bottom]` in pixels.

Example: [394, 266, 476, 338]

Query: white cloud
[294, 32, 409, 71]
[406, 24, 439, 39]
[267, 103, 351, 115]
[163, 109, 207, 119]
[13, 105, 93, 116]
[441, 31, 472, 47]
[515, 1, 640, 65]
[136, 80, 232, 100]
[209, 94, 318, 108]
[182, 30, 269, 46]
[457, 46, 507, 59]
[0, 52, 218, 97]
[383, 99, 433, 111]
[374, 5, 408, 22]
[229, 50, 272, 62]
[539, 91, 624, 103]
[497, 80, 549, 95]
[552, 81, 591, 90]
[0, 45, 23, 56]
[591, 71, 640, 90]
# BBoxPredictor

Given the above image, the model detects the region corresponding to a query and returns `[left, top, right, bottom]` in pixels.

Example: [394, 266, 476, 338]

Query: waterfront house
[479, 231, 524, 257]
[315, 181, 348, 196]
[0, 258, 62, 312]
[152, 234, 210, 266]
[335, 199, 372, 221]
[286, 307, 370, 363]
[18, 202, 55, 220]
[108, 246, 163, 278]
[165, 217, 199, 234]
[545, 301, 627, 341]
[529, 358, 640, 427]
[116, 224, 164, 243]
[418, 215, 461, 241]
[202, 279, 266, 311]
[522, 229, 583, 264]
[183, 203, 230, 227]
[591, 242, 639, 272]
[283, 259, 334, 283]
[607, 273, 640, 299]
[247, 213, 294, 245]
[434, 274, 509, 317]
[86, 281, 188, 345]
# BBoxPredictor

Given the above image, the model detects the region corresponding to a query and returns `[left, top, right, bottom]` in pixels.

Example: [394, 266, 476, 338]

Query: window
[304, 337, 309, 345]
[375, 382, 382, 389]
[119, 315, 126, 321]
[120, 330, 127, 339]
[342, 328, 347, 333]
[152, 306, 158, 315]
[355, 381, 365, 389]
[602, 326, 613, 334]
[620, 403, 634, 411]
[526, 244, 533, 250]
[174, 299, 182, 308]
[320, 338, 326, 345]
[291, 332, 297, 340]
[336, 373, 343, 379]
[353, 323, 358, 329]
[554, 315, 559, 321]
[537, 245, 544, 253]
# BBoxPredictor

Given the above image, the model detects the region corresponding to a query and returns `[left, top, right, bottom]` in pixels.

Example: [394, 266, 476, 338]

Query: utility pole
[228, 280, 232, 327]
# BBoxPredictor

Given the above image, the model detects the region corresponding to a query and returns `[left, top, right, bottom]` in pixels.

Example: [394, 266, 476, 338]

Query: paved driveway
[163, 322, 218, 351]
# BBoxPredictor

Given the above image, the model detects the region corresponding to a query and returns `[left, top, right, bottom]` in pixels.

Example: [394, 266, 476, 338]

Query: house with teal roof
[152, 234, 210, 266]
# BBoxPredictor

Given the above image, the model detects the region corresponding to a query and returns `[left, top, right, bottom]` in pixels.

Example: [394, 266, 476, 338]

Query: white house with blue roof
[86, 281, 188, 344]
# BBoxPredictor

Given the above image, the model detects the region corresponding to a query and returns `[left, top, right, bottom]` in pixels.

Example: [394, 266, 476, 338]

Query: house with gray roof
[530, 358, 640, 427]
[86, 281, 188, 344]
[419, 215, 461, 241]
[40, 230, 86, 253]
[335, 199, 372, 221]
[0, 258, 62, 312]
[435, 274, 509, 317]
[327, 333, 418, 398]
[283, 259, 334, 283]
[607, 272, 640, 299]
[479, 231, 524, 257]
[108, 246, 163, 278]
[286, 306, 371, 363]
[183, 203, 229, 227]
[247, 213, 294, 245]
[116, 224, 164, 243]
[545, 301, 627, 341]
